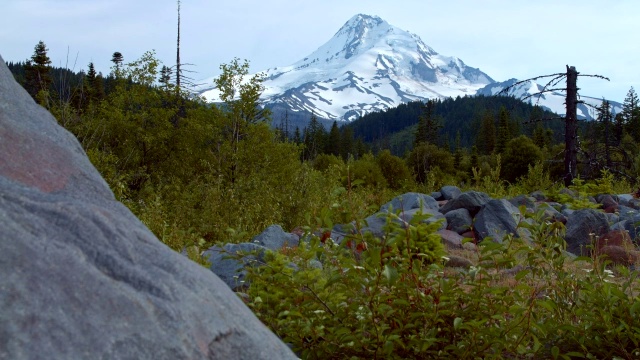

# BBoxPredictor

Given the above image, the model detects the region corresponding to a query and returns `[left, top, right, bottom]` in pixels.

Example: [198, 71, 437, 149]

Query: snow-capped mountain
[200, 14, 494, 122]
[476, 79, 622, 120]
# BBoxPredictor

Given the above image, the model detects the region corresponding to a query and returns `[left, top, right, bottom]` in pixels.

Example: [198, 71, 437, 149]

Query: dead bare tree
[172, 0, 200, 93]
[498, 65, 609, 186]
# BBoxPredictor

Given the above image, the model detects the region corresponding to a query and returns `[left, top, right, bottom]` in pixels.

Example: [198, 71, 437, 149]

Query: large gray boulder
[473, 199, 522, 243]
[440, 185, 462, 200]
[0, 55, 295, 359]
[380, 192, 439, 213]
[203, 243, 269, 290]
[565, 209, 610, 256]
[445, 208, 473, 234]
[440, 191, 491, 216]
[251, 224, 299, 250]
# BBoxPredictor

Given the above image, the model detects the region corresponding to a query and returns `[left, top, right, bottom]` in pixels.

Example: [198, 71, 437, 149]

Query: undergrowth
[241, 205, 640, 359]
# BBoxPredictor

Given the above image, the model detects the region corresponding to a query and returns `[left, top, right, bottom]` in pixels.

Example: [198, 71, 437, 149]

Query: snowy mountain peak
[201, 14, 495, 122]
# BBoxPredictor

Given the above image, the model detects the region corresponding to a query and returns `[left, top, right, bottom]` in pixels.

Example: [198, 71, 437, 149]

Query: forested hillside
[10, 42, 640, 248]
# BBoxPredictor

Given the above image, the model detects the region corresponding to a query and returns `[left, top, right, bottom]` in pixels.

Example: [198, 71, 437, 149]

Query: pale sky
[3, 0, 638, 102]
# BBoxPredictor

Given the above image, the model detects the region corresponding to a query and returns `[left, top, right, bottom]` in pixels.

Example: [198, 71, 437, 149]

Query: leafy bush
[242, 207, 640, 359]
[501, 135, 543, 182]
[376, 150, 412, 190]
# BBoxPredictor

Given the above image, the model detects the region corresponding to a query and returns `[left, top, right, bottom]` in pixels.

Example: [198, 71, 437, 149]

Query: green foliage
[346, 153, 387, 189]
[547, 170, 618, 210]
[245, 209, 446, 359]
[407, 143, 454, 184]
[501, 135, 543, 183]
[376, 150, 412, 190]
[245, 206, 640, 359]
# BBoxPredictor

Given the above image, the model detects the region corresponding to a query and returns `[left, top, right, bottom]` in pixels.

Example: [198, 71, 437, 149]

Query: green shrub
[407, 143, 454, 184]
[376, 150, 412, 190]
[242, 207, 640, 359]
[502, 135, 542, 182]
[345, 153, 388, 189]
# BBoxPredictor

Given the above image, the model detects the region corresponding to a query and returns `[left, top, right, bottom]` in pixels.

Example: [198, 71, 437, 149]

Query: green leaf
[551, 345, 559, 359]
[453, 317, 463, 330]
[383, 264, 399, 284]
[630, 301, 640, 316]
[515, 269, 531, 281]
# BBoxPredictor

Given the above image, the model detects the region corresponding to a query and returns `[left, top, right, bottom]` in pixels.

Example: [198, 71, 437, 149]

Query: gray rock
[440, 185, 462, 200]
[620, 214, 640, 239]
[0, 55, 296, 360]
[203, 243, 268, 290]
[445, 255, 473, 269]
[537, 202, 568, 224]
[565, 209, 610, 256]
[629, 199, 640, 210]
[618, 205, 639, 220]
[330, 224, 351, 245]
[398, 208, 447, 231]
[445, 208, 473, 234]
[509, 195, 536, 210]
[360, 208, 446, 237]
[440, 191, 491, 216]
[431, 191, 443, 200]
[605, 213, 619, 225]
[380, 192, 439, 213]
[437, 229, 464, 249]
[474, 199, 522, 243]
[596, 194, 618, 208]
[251, 224, 299, 250]
[530, 191, 546, 201]
[617, 194, 634, 206]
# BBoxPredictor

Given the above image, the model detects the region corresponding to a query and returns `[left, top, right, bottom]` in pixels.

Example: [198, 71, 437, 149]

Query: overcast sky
[3, 0, 638, 102]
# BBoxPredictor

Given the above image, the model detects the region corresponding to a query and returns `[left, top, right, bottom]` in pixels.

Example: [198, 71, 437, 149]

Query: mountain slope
[476, 79, 622, 119]
[200, 14, 494, 122]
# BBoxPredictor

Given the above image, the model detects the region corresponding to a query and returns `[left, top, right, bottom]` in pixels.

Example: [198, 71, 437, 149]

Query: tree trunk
[564, 65, 578, 186]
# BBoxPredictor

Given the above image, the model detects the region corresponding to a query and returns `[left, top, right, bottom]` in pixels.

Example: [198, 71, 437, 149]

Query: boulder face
[0, 55, 296, 360]
[473, 199, 521, 243]
[565, 209, 610, 256]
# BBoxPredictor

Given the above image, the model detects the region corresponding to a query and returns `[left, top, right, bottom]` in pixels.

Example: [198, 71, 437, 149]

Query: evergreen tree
[532, 123, 547, 149]
[477, 110, 496, 155]
[453, 131, 462, 169]
[111, 52, 124, 78]
[339, 126, 355, 161]
[159, 65, 172, 89]
[293, 126, 302, 144]
[622, 87, 640, 142]
[414, 100, 441, 147]
[325, 121, 341, 156]
[303, 114, 325, 161]
[496, 106, 510, 153]
[24, 41, 52, 100]
[596, 99, 614, 168]
[614, 112, 624, 145]
[470, 145, 479, 171]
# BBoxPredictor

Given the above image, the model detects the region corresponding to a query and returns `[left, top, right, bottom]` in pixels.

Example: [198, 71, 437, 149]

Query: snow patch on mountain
[476, 79, 622, 120]
[200, 14, 494, 122]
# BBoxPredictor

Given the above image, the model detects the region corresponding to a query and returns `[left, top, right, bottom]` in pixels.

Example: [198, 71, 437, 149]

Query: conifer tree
[596, 99, 613, 168]
[414, 99, 441, 147]
[470, 145, 479, 171]
[159, 65, 172, 89]
[622, 87, 640, 142]
[339, 126, 355, 161]
[453, 131, 462, 169]
[24, 41, 52, 100]
[496, 106, 510, 153]
[326, 121, 341, 156]
[111, 52, 124, 78]
[477, 110, 496, 155]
